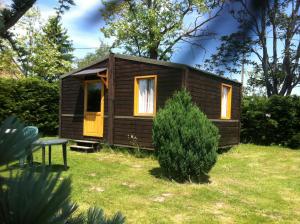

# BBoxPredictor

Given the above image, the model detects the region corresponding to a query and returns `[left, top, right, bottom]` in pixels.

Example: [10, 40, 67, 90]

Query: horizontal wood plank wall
[213, 120, 240, 146]
[187, 69, 241, 146]
[60, 60, 109, 141]
[113, 58, 183, 148]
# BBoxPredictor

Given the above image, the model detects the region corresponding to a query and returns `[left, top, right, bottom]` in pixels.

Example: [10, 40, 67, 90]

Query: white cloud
[38, 5, 56, 21]
[61, 0, 100, 24]
[36, 0, 104, 58]
[71, 31, 100, 48]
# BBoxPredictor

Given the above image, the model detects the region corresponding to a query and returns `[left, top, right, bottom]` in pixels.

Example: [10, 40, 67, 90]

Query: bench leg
[49, 145, 52, 165]
[42, 145, 45, 166]
[63, 143, 67, 169]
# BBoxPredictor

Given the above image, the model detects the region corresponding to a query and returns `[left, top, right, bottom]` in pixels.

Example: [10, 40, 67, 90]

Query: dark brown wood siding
[60, 55, 241, 148]
[60, 60, 109, 141]
[113, 58, 183, 148]
[187, 69, 241, 146]
[213, 121, 240, 146]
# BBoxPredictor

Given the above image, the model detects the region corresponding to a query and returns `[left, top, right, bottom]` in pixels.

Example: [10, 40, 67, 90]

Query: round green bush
[287, 133, 300, 149]
[152, 89, 219, 182]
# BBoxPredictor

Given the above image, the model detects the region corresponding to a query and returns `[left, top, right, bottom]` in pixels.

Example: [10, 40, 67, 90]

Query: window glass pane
[87, 82, 101, 112]
[221, 86, 229, 118]
[147, 79, 154, 113]
[138, 78, 154, 114]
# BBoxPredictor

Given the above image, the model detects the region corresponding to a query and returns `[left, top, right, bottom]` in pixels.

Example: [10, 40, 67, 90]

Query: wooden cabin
[59, 53, 242, 150]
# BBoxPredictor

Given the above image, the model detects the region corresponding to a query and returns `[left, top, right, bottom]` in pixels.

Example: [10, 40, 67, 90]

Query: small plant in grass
[128, 134, 142, 156]
[152, 89, 219, 182]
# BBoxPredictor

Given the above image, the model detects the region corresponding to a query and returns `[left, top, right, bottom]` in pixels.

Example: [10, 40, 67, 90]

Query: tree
[76, 41, 111, 68]
[29, 16, 74, 81]
[10, 6, 43, 77]
[30, 33, 73, 82]
[0, 0, 74, 46]
[1, 6, 74, 81]
[205, 0, 300, 96]
[0, 41, 22, 78]
[101, 0, 223, 60]
[0, 0, 75, 79]
[42, 16, 74, 63]
[0, 0, 36, 38]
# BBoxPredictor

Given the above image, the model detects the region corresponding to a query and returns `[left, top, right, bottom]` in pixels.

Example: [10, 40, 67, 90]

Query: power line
[74, 47, 98, 49]
[72, 34, 299, 50]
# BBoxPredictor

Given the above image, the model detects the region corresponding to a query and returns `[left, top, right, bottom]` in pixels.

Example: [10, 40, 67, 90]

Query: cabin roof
[61, 53, 241, 85]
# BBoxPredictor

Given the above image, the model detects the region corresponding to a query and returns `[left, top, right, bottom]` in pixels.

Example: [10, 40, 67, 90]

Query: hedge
[241, 95, 300, 147]
[0, 78, 59, 135]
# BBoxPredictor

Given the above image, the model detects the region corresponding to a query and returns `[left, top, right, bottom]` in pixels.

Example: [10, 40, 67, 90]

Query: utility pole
[241, 51, 245, 87]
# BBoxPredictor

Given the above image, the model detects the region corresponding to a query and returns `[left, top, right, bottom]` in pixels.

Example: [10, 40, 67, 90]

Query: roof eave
[60, 53, 241, 85]
[60, 54, 110, 79]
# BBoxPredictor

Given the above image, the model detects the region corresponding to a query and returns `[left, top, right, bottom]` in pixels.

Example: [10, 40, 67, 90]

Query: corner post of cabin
[107, 53, 115, 145]
[59, 78, 62, 138]
[181, 67, 189, 90]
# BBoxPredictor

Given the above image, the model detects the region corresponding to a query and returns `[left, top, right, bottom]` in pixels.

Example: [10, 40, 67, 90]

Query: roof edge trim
[61, 53, 241, 85]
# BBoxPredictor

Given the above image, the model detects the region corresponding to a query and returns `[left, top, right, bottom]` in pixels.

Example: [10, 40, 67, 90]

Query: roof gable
[61, 53, 241, 85]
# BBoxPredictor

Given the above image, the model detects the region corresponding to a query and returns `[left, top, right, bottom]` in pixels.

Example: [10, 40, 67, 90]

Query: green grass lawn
[23, 144, 300, 223]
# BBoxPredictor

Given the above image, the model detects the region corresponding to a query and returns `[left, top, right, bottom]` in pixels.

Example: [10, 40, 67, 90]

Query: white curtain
[221, 86, 228, 118]
[138, 79, 154, 113]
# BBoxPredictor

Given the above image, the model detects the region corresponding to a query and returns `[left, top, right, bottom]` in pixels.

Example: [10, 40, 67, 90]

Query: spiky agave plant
[0, 116, 125, 224]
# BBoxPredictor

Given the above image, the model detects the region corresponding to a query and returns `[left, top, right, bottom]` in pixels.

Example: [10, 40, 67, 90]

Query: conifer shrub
[152, 89, 219, 182]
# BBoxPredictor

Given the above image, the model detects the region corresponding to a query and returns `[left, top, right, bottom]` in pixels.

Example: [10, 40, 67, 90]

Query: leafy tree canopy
[76, 41, 111, 68]
[0, 41, 22, 78]
[1, 5, 74, 81]
[101, 0, 223, 60]
[0, 0, 36, 38]
[42, 16, 74, 63]
[0, 0, 75, 81]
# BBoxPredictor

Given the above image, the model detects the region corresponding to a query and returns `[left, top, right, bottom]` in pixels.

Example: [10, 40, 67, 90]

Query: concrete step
[73, 140, 99, 145]
[70, 145, 94, 151]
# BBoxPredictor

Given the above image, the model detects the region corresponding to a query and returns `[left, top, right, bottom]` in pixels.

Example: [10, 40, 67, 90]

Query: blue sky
[37, 0, 105, 58]
[36, 1, 238, 68]
[20, 1, 300, 94]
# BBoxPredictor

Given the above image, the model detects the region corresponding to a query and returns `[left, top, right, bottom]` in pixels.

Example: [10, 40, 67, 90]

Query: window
[134, 75, 157, 116]
[85, 81, 102, 112]
[221, 84, 232, 119]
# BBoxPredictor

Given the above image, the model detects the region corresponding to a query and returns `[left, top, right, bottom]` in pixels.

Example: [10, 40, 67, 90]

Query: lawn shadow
[30, 163, 69, 173]
[149, 167, 211, 184]
[6, 162, 68, 173]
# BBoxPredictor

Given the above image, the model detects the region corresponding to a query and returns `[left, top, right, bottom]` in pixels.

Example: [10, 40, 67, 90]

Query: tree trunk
[260, 8, 273, 97]
[271, 0, 279, 95]
[0, 0, 36, 37]
[279, 0, 299, 96]
[149, 48, 158, 59]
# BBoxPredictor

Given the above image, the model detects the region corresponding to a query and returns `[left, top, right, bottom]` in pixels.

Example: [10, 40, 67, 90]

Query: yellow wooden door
[83, 80, 104, 137]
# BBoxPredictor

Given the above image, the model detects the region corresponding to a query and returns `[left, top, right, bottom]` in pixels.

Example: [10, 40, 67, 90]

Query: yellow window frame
[134, 75, 157, 116]
[221, 83, 232, 119]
